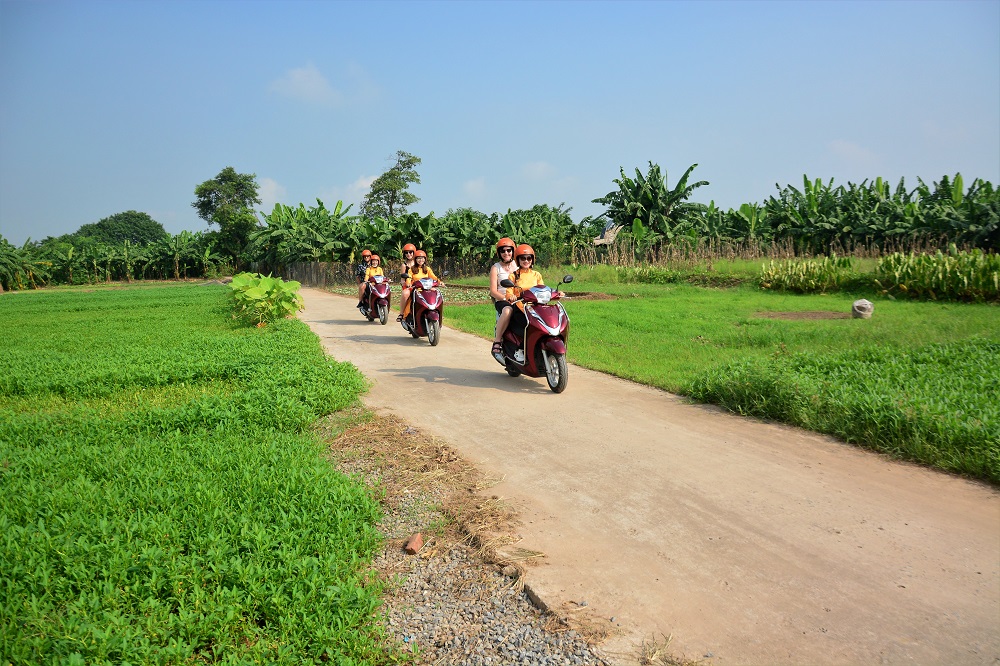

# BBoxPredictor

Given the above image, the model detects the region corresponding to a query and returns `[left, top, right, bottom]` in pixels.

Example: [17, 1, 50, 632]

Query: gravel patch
[323, 413, 614, 665]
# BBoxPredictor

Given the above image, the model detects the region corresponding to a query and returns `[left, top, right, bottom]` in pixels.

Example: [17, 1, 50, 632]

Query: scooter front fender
[541, 337, 567, 355]
[426, 311, 441, 321]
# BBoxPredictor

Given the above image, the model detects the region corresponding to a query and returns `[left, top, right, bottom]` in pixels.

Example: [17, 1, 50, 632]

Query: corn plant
[759, 254, 857, 293]
[874, 247, 1000, 302]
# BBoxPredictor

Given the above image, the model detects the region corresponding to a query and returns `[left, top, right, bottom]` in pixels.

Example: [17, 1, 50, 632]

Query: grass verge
[445, 278, 999, 483]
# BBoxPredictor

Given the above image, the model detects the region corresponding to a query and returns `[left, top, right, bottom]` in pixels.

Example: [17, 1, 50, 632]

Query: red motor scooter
[401, 276, 444, 345]
[360, 274, 392, 325]
[497, 275, 573, 393]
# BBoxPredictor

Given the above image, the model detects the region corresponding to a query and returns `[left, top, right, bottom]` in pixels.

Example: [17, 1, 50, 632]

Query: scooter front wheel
[378, 303, 388, 325]
[540, 349, 568, 393]
[426, 317, 440, 346]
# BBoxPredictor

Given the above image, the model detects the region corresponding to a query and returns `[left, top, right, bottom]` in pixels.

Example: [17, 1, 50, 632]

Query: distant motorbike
[497, 275, 573, 393]
[360, 274, 391, 325]
[401, 276, 444, 346]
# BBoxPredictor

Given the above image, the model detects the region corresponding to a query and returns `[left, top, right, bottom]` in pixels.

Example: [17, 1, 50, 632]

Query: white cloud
[521, 161, 556, 181]
[319, 175, 376, 210]
[258, 177, 287, 213]
[828, 139, 879, 170]
[463, 177, 486, 198]
[268, 61, 380, 108]
[269, 62, 343, 106]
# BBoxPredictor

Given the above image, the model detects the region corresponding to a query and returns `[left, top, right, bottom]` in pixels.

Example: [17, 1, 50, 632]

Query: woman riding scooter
[355, 249, 373, 308]
[400, 250, 442, 322]
[397, 243, 417, 322]
[491, 244, 564, 361]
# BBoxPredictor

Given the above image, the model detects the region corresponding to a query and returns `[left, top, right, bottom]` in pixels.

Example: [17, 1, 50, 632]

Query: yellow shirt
[409, 265, 438, 281]
[504, 268, 544, 300]
[364, 266, 384, 281]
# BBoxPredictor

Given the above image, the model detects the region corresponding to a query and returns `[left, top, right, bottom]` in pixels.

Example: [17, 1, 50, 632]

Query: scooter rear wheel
[504, 359, 521, 377]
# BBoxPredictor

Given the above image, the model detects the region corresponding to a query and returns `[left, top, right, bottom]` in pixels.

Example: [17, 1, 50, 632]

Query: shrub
[874, 246, 1000, 302]
[758, 254, 858, 293]
[229, 272, 304, 325]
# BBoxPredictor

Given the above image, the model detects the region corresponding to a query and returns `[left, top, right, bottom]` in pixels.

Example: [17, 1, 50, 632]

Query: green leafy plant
[0, 285, 397, 664]
[229, 272, 304, 325]
[874, 246, 1000, 302]
[759, 254, 858, 293]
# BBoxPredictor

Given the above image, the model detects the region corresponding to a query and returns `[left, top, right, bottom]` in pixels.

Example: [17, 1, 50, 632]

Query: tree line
[2, 153, 996, 291]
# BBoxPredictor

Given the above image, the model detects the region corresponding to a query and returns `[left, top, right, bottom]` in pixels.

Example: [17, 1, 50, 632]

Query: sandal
[396, 314, 403, 322]
[491, 341, 505, 365]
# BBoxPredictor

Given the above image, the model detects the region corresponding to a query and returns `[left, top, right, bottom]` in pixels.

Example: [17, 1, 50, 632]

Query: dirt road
[299, 288, 1000, 665]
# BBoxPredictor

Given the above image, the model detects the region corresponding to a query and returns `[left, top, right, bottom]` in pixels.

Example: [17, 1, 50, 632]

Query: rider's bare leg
[494, 306, 513, 344]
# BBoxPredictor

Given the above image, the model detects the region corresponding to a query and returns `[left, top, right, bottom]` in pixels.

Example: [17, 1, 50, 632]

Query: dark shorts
[509, 307, 527, 331]
[493, 300, 511, 315]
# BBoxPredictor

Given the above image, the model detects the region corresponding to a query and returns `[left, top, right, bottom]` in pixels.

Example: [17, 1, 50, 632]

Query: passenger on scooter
[361, 254, 384, 305]
[400, 250, 442, 321]
[355, 249, 373, 308]
[397, 243, 417, 322]
[489, 237, 517, 317]
[491, 244, 564, 360]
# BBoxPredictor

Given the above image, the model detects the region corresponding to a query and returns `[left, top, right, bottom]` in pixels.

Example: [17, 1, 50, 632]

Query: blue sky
[1, 0, 998, 246]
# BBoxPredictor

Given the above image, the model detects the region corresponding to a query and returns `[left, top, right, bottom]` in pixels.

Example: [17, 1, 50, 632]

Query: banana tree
[593, 162, 709, 242]
[49, 245, 78, 284]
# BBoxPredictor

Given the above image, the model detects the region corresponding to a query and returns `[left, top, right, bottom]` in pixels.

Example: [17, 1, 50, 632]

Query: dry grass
[636, 634, 705, 666]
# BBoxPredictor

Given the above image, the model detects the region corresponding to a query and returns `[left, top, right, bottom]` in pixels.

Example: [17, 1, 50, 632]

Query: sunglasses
[404, 250, 414, 254]
[518, 255, 534, 262]
[499, 247, 514, 254]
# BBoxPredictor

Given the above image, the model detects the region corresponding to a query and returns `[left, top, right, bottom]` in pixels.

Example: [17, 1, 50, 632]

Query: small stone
[404, 532, 424, 554]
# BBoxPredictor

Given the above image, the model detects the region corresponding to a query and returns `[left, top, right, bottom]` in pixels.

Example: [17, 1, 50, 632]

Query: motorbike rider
[491, 244, 564, 361]
[355, 249, 373, 308]
[397, 243, 417, 322]
[400, 250, 442, 322]
[489, 237, 517, 316]
[361, 254, 384, 307]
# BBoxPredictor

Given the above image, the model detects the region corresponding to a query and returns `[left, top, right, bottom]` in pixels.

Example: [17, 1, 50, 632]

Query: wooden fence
[250, 257, 494, 288]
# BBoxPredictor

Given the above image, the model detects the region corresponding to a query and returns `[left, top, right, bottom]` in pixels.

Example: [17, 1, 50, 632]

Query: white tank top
[492, 262, 511, 301]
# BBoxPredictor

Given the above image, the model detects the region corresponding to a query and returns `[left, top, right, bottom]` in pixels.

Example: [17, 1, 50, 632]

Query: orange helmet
[369, 254, 380, 264]
[402, 243, 416, 254]
[414, 249, 427, 259]
[515, 244, 535, 263]
[496, 237, 515, 253]
[361, 249, 372, 258]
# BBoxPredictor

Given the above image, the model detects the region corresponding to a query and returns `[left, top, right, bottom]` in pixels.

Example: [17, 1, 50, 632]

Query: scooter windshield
[372, 275, 384, 284]
[419, 278, 435, 289]
[528, 286, 552, 304]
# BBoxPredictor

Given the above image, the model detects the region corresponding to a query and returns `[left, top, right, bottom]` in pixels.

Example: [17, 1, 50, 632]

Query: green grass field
[447, 273, 1000, 483]
[0, 285, 401, 664]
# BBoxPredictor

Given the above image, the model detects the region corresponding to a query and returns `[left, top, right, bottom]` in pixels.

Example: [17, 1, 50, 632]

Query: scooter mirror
[562, 275, 574, 284]
[442, 270, 450, 277]
[499, 278, 515, 288]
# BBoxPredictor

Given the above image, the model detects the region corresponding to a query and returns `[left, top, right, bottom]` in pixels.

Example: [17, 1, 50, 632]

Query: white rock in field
[852, 299, 874, 319]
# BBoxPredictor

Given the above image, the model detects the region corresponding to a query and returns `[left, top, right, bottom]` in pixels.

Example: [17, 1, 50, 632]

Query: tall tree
[75, 211, 169, 246]
[361, 151, 422, 220]
[192, 166, 261, 266]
